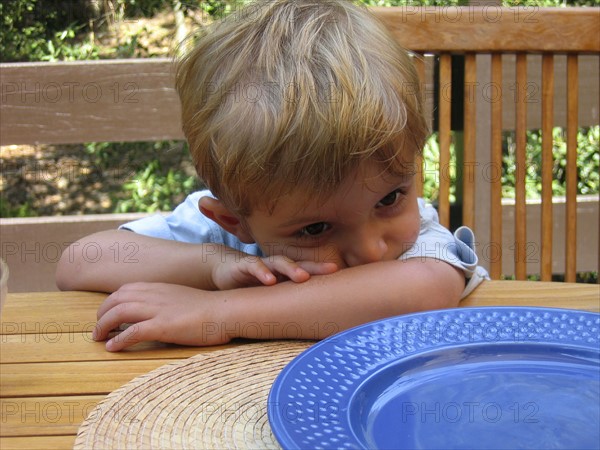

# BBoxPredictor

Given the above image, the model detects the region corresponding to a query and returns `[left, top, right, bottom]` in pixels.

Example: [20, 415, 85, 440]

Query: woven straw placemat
[74, 341, 312, 449]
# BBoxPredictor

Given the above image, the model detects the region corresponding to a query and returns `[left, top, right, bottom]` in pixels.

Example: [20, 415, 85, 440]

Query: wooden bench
[1, 6, 599, 292]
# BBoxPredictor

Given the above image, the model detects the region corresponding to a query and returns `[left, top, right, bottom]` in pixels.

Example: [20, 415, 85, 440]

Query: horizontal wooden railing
[0, 59, 182, 146]
[375, 6, 599, 53]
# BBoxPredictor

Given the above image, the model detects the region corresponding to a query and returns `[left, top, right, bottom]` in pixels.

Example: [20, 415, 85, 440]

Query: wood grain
[565, 55, 579, 282]
[541, 54, 555, 281]
[0, 331, 239, 364]
[374, 7, 600, 53]
[462, 53, 476, 230]
[514, 53, 528, 280]
[462, 280, 600, 311]
[0, 435, 76, 450]
[1, 291, 106, 334]
[0, 59, 182, 146]
[0, 359, 178, 397]
[489, 54, 503, 280]
[438, 53, 452, 229]
[0, 395, 103, 436]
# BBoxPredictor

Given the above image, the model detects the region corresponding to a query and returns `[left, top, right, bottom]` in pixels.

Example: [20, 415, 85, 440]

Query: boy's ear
[198, 197, 255, 243]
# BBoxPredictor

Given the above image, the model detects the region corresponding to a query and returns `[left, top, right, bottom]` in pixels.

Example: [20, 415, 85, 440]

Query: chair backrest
[1, 7, 598, 287]
[375, 6, 599, 281]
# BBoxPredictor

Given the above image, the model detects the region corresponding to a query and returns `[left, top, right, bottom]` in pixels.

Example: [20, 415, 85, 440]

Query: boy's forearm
[56, 230, 224, 292]
[215, 259, 464, 342]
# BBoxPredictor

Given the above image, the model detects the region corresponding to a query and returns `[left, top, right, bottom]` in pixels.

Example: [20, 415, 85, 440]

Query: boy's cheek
[393, 215, 421, 260]
[304, 244, 342, 265]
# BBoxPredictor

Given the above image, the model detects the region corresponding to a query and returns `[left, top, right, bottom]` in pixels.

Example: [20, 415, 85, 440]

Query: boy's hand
[211, 252, 337, 290]
[93, 282, 229, 351]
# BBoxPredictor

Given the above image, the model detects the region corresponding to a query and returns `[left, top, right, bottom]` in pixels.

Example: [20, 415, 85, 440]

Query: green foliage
[502, 271, 598, 283]
[0, 199, 37, 218]
[116, 160, 198, 212]
[0, 0, 47, 61]
[191, 0, 251, 18]
[0, 0, 100, 62]
[83, 140, 200, 213]
[40, 23, 101, 62]
[502, 126, 600, 198]
[421, 134, 457, 204]
[116, 0, 170, 17]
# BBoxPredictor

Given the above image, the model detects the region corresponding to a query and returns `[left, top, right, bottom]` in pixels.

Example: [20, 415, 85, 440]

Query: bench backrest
[1, 7, 599, 291]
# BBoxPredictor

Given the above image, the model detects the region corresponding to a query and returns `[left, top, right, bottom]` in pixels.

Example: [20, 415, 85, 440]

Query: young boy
[56, 0, 488, 352]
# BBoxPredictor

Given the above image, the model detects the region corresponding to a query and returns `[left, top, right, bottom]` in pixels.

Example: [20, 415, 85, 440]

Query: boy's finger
[246, 259, 278, 285]
[105, 322, 150, 351]
[296, 261, 338, 275]
[97, 291, 121, 320]
[97, 283, 147, 319]
[94, 302, 151, 341]
[260, 257, 308, 283]
[270, 258, 311, 282]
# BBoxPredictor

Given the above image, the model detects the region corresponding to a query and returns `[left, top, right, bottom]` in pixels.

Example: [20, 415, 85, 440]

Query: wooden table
[1, 281, 598, 450]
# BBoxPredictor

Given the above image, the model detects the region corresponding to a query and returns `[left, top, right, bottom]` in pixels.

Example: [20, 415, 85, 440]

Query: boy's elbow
[56, 230, 126, 291]
[435, 264, 464, 309]
[55, 243, 81, 290]
[415, 260, 465, 311]
[56, 241, 97, 291]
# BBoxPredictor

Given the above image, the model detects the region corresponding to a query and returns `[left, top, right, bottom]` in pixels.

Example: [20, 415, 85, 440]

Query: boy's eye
[377, 189, 402, 207]
[300, 222, 330, 237]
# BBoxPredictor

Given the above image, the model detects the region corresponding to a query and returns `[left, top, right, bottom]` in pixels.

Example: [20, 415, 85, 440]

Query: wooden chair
[1, 7, 598, 291]
[375, 6, 599, 281]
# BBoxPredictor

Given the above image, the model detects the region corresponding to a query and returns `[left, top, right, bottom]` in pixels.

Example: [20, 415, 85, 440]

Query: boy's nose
[344, 235, 388, 267]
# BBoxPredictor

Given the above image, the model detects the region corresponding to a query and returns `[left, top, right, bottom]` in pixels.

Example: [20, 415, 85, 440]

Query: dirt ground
[0, 142, 196, 217]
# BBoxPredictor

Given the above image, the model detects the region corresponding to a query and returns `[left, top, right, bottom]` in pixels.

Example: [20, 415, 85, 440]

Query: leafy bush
[0, 0, 101, 62]
[0, 200, 37, 218]
[83, 140, 200, 213]
[117, 160, 198, 213]
[421, 133, 457, 204]
[502, 126, 600, 198]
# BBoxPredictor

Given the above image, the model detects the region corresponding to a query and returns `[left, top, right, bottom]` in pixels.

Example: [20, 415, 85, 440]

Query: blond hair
[176, 0, 428, 216]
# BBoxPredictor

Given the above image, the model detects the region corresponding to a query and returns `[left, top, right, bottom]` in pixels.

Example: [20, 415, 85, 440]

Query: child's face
[244, 162, 421, 268]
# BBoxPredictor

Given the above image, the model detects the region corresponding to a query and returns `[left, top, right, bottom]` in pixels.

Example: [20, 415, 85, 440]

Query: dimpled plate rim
[267, 306, 600, 450]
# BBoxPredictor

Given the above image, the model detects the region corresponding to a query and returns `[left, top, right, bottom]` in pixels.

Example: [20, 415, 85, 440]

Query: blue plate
[268, 307, 600, 449]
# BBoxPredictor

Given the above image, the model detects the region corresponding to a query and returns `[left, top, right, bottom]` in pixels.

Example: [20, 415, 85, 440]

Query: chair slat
[490, 54, 503, 279]
[462, 53, 476, 230]
[541, 54, 555, 281]
[515, 54, 528, 280]
[413, 53, 426, 197]
[565, 54, 579, 282]
[438, 53, 452, 228]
